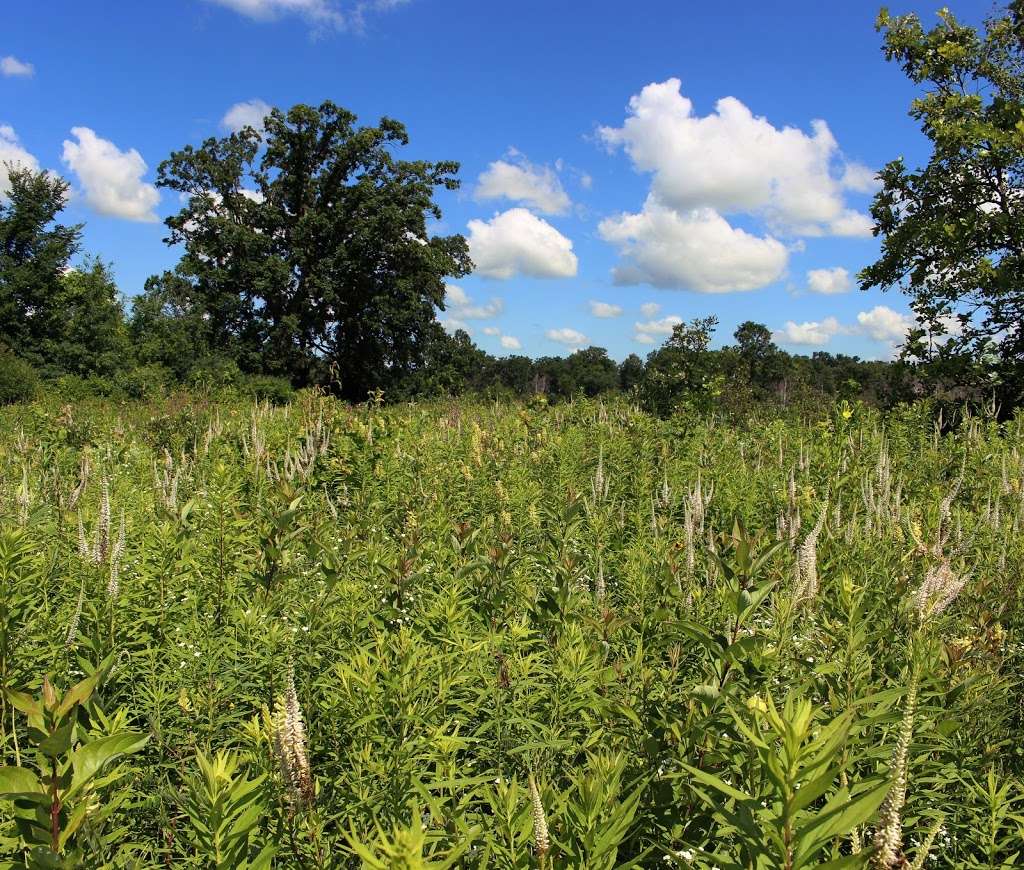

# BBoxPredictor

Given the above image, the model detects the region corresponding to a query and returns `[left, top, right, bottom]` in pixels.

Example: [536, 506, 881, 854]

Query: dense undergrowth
[0, 392, 1021, 868]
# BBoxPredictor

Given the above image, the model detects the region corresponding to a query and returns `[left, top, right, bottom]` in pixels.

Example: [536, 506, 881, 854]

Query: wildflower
[528, 773, 550, 858]
[77, 513, 89, 559]
[872, 675, 918, 868]
[913, 560, 968, 623]
[272, 664, 314, 809]
[93, 479, 111, 565]
[906, 820, 943, 870]
[794, 497, 828, 601]
[107, 511, 126, 599]
[64, 579, 85, 649]
[745, 695, 768, 713]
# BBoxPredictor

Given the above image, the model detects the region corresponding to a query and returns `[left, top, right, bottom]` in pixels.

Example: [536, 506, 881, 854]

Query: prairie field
[0, 393, 1022, 868]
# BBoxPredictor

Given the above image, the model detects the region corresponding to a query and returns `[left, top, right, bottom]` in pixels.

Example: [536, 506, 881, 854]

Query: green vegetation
[863, 1, 1024, 407]
[0, 392, 1020, 866]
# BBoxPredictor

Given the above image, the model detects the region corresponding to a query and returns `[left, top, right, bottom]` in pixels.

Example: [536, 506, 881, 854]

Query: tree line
[0, 116, 912, 415]
[4, 1, 1024, 413]
[0, 155, 916, 414]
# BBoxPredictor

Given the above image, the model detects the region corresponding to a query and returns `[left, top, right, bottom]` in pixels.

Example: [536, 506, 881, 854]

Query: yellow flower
[746, 694, 769, 713]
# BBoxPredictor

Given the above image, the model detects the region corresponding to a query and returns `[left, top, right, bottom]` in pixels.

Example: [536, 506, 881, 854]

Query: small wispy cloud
[1, 56, 34, 77]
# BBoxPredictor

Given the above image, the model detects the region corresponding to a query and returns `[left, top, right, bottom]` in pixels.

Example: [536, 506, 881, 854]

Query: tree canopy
[862, 1, 1024, 404]
[0, 168, 81, 367]
[151, 101, 472, 399]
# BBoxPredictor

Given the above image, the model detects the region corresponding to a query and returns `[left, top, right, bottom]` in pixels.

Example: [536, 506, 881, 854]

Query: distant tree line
[0, 154, 959, 416]
[0, 160, 916, 416]
[408, 320, 919, 416]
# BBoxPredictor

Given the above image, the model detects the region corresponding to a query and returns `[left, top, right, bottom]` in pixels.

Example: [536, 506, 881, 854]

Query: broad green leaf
[68, 732, 148, 799]
[0, 767, 43, 798]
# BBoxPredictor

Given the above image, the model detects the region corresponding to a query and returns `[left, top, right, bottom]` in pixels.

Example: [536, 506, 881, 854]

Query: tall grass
[0, 392, 1020, 867]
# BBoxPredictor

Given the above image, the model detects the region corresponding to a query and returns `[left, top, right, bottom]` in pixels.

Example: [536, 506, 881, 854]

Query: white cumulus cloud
[443, 284, 504, 318]
[61, 127, 160, 222]
[855, 305, 912, 343]
[546, 327, 587, 346]
[1, 56, 34, 77]
[222, 98, 272, 133]
[599, 78, 873, 238]
[468, 208, 578, 280]
[635, 315, 682, 335]
[773, 317, 842, 347]
[633, 314, 682, 344]
[207, 0, 341, 24]
[500, 335, 522, 350]
[829, 209, 875, 237]
[439, 317, 470, 334]
[482, 326, 500, 336]
[807, 266, 852, 295]
[476, 153, 570, 215]
[589, 300, 623, 318]
[640, 302, 660, 318]
[841, 162, 880, 194]
[771, 305, 945, 355]
[599, 197, 788, 292]
[0, 125, 40, 197]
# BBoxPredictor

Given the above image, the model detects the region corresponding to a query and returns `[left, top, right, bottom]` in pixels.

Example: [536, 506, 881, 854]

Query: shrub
[240, 374, 295, 405]
[116, 364, 170, 400]
[50, 373, 121, 401]
[0, 347, 38, 404]
[188, 355, 241, 390]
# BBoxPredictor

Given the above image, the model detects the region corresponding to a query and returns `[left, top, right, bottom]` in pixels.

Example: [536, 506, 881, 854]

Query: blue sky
[1, 0, 993, 361]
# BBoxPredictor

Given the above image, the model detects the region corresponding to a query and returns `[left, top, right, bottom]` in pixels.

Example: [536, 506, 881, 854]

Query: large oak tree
[152, 101, 472, 399]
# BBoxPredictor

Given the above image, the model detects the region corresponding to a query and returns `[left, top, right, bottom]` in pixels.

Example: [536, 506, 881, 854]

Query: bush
[0, 347, 38, 404]
[50, 374, 120, 401]
[240, 375, 295, 405]
[117, 364, 170, 400]
[188, 355, 241, 390]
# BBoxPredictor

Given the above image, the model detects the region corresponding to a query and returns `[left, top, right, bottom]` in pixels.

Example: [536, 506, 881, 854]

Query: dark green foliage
[637, 316, 720, 417]
[154, 101, 472, 399]
[732, 320, 787, 398]
[402, 326, 489, 398]
[187, 355, 243, 391]
[0, 347, 37, 405]
[533, 355, 578, 398]
[1, 170, 131, 388]
[115, 364, 171, 401]
[566, 346, 619, 397]
[862, 1, 1024, 406]
[619, 353, 645, 392]
[44, 259, 130, 380]
[0, 169, 82, 368]
[239, 375, 295, 405]
[128, 272, 212, 381]
[486, 354, 536, 397]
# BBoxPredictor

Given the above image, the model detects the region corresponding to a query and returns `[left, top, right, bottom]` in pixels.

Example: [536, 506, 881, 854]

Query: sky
[0, 0, 996, 361]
